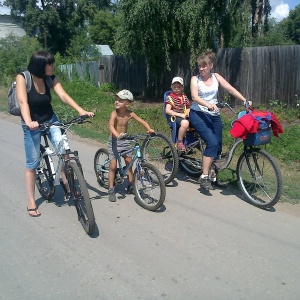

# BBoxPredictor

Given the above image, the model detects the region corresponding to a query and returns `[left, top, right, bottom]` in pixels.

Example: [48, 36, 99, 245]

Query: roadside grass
[0, 80, 299, 204]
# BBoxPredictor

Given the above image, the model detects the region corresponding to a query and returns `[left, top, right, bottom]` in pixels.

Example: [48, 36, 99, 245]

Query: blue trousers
[189, 110, 222, 158]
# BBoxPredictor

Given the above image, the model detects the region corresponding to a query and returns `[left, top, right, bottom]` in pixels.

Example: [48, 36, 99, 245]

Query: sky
[0, 0, 299, 22]
[270, 0, 299, 21]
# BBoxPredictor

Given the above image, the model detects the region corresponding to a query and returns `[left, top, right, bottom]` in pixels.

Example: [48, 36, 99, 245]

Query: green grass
[1, 80, 299, 204]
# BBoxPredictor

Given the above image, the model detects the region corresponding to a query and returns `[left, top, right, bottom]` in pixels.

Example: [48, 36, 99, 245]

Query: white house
[0, 11, 26, 38]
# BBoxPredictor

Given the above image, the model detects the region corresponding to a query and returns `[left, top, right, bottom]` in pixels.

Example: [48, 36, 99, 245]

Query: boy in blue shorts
[107, 89, 155, 202]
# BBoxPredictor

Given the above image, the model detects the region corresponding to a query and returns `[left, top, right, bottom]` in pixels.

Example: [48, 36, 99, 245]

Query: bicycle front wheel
[35, 145, 55, 200]
[141, 132, 179, 184]
[67, 162, 95, 234]
[94, 148, 110, 189]
[133, 162, 166, 211]
[237, 148, 283, 209]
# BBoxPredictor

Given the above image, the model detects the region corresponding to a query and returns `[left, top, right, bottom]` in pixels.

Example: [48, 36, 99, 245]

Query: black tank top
[21, 73, 55, 123]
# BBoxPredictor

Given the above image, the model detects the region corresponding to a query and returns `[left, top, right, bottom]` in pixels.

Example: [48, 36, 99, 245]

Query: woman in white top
[189, 50, 251, 190]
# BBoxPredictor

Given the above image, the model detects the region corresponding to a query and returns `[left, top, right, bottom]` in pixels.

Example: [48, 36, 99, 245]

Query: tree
[252, 18, 294, 46]
[0, 35, 41, 82]
[280, 4, 300, 44]
[88, 9, 120, 50]
[251, 0, 271, 37]
[3, 0, 115, 55]
[114, 0, 269, 71]
[66, 30, 101, 62]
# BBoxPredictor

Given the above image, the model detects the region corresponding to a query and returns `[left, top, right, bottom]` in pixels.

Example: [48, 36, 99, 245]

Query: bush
[0, 35, 41, 84]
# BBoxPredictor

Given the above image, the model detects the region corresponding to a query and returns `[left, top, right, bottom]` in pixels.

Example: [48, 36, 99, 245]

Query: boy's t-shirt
[166, 93, 190, 114]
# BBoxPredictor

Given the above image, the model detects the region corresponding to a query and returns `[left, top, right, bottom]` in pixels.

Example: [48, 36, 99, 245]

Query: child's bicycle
[94, 133, 166, 211]
[35, 115, 95, 234]
[153, 102, 283, 209]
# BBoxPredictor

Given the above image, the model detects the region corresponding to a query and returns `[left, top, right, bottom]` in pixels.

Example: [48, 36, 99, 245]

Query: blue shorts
[22, 114, 63, 170]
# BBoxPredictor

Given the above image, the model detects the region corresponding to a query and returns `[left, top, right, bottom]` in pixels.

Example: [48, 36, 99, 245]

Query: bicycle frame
[116, 143, 142, 177]
[39, 127, 81, 186]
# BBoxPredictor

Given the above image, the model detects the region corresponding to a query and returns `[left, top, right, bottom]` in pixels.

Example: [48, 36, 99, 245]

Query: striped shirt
[166, 93, 190, 113]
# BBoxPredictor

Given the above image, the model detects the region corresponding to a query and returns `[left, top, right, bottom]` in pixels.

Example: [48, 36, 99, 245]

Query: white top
[191, 73, 219, 116]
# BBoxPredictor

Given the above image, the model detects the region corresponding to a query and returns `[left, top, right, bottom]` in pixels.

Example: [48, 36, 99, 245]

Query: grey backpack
[8, 71, 32, 116]
[8, 71, 53, 116]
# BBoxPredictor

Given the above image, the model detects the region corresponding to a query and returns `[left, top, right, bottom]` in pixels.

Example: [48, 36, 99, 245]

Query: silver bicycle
[35, 115, 95, 234]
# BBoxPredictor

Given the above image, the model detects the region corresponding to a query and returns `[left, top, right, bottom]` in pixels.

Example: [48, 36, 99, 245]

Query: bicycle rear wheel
[94, 148, 110, 189]
[237, 148, 283, 209]
[141, 132, 179, 184]
[133, 162, 166, 211]
[66, 162, 95, 234]
[35, 145, 55, 200]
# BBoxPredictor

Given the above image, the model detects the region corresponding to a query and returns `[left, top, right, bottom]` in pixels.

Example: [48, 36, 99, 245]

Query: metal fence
[58, 45, 300, 106]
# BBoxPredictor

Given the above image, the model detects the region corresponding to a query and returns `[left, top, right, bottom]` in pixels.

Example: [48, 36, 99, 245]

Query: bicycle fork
[244, 150, 263, 180]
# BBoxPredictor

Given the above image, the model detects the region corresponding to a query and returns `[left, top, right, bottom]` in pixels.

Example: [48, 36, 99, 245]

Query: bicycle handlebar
[216, 101, 252, 115]
[118, 132, 154, 141]
[37, 114, 93, 131]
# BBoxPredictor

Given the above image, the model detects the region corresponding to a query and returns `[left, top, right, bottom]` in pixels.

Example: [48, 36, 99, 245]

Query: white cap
[171, 76, 184, 85]
[116, 89, 134, 101]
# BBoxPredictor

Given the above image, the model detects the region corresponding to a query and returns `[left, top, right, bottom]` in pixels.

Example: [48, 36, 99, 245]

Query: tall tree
[251, 0, 271, 37]
[115, 0, 272, 72]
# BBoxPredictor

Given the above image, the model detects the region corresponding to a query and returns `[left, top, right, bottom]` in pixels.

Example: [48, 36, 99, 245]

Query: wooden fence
[59, 45, 300, 106]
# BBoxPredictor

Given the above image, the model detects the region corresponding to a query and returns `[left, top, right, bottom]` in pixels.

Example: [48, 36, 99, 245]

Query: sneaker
[108, 188, 116, 202]
[177, 141, 186, 151]
[126, 184, 134, 194]
[198, 176, 214, 190]
[65, 192, 71, 201]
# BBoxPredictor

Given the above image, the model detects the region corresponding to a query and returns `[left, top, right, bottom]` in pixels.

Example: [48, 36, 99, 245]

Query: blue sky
[270, 0, 299, 21]
[1, 0, 299, 22]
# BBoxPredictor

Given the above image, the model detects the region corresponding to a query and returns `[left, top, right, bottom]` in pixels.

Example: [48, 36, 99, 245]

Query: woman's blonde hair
[197, 49, 216, 67]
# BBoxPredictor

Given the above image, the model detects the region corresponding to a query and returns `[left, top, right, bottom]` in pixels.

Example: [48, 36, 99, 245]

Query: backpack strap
[22, 71, 32, 93]
[168, 95, 187, 115]
[22, 71, 53, 91]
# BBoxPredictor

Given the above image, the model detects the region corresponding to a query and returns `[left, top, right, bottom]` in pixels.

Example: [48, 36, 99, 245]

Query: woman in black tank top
[16, 50, 94, 217]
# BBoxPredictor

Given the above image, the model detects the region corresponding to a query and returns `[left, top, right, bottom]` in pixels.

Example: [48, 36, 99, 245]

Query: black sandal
[27, 207, 41, 217]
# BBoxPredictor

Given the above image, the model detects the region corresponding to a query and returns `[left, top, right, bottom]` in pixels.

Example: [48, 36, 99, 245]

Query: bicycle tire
[94, 148, 110, 189]
[35, 145, 55, 200]
[236, 148, 283, 209]
[133, 162, 166, 211]
[179, 147, 203, 177]
[66, 162, 95, 234]
[141, 132, 179, 184]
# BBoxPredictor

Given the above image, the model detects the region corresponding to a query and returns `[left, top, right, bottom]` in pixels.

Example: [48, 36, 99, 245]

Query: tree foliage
[280, 4, 300, 44]
[88, 9, 120, 50]
[3, 0, 114, 55]
[114, 0, 272, 72]
[0, 35, 41, 82]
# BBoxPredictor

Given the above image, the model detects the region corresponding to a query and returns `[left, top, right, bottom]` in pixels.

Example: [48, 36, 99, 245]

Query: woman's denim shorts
[22, 114, 63, 170]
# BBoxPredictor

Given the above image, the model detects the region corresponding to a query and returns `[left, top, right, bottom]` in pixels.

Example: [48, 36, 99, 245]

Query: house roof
[0, 6, 11, 15]
[95, 44, 114, 56]
[0, 14, 26, 38]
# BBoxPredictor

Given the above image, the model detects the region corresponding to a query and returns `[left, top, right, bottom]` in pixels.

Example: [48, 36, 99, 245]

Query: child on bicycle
[107, 89, 155, 202]
[165, 77, 190, 151]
